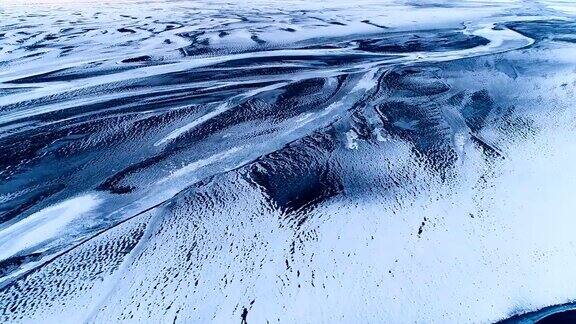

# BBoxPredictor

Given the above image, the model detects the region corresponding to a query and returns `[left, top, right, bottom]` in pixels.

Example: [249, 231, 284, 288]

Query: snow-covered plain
[1, 0, 576, 323]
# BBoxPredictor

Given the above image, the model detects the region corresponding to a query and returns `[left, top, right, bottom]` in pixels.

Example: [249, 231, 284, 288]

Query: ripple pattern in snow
[1, 1, 576, 323]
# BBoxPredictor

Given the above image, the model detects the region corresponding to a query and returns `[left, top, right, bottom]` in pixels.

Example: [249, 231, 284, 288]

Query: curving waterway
[1, 1, 576, 323]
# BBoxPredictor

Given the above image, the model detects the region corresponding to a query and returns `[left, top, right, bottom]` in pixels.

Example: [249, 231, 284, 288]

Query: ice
[1, 0, 576, 323]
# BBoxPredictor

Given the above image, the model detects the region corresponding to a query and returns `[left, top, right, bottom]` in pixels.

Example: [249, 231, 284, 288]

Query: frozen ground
[1, 0, 576, 323]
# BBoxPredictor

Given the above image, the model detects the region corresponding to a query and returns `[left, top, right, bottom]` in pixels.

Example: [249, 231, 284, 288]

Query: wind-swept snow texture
[1, 0, 576, 323]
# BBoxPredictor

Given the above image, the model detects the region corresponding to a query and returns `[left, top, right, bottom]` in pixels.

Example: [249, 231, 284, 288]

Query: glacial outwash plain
[1, 0, 576, 322]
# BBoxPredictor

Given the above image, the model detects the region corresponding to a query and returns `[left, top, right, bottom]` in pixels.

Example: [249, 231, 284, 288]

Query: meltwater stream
[1, 0, 576, 323]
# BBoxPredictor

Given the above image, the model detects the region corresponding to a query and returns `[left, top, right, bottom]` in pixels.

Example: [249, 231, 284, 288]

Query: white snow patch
[0, 194, 101, 261]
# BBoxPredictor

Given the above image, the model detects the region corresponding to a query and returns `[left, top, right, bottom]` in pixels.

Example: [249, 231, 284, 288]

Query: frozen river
[1, 0, 576, 322]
